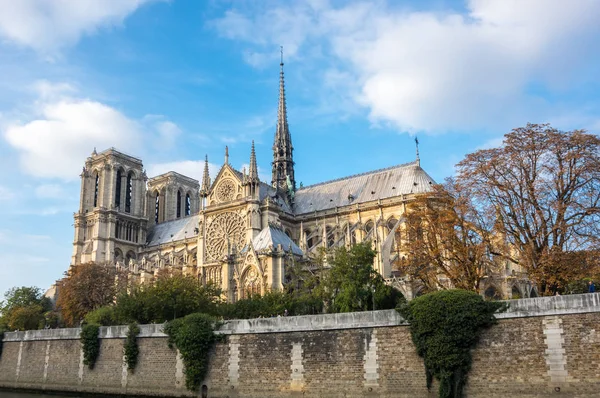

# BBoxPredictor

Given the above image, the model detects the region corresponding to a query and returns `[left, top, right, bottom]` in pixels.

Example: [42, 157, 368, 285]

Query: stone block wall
[0, 294, 599, 397]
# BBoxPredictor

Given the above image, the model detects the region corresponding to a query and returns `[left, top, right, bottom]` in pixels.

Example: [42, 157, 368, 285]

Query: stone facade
[67, 62, 527, 301]
[1, 294, 599, 397]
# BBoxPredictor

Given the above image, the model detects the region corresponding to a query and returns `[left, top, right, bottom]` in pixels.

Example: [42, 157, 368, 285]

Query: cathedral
[70, 60, 524, 301]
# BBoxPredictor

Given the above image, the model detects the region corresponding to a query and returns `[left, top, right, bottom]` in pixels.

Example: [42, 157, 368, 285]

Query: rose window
[216, 179, 236, 203]
[205, 212, 245, 261]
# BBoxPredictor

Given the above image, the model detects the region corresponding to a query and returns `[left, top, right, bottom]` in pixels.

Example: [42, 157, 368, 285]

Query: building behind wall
[69, 60, 528, 301]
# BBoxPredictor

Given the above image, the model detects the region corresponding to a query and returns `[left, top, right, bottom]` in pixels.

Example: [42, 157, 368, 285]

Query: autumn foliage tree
[398, 182, 497, 293]
[456, 124, 600, 294]
[56, 263, 126, 326]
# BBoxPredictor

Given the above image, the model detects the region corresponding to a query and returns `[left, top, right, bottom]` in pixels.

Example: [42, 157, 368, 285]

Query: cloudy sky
[1, 0, 599, 297]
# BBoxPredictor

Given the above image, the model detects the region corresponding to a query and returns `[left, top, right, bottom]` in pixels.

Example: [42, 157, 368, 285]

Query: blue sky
[0, 0, 599, 298]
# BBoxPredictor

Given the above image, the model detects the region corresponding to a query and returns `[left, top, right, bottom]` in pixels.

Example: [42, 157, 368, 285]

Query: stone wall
[1, 293, 599, 397]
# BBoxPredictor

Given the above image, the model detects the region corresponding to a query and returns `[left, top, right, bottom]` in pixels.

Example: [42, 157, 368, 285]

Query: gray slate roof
[146, 215, 199, 247]
[251, 225, 303, 256]
[293, 161, 436, 215]
[145, 161, 435, 247]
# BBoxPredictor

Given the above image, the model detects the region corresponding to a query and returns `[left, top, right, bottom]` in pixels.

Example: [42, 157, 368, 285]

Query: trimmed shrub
[398, 289, 506, 398]
[164, 313, 221, 391]
[124, 323, 140, 371]
[80, 324, 100, 369]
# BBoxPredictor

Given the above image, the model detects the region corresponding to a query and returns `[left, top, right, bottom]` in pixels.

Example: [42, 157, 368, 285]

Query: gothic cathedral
[70, 61, 441, 301]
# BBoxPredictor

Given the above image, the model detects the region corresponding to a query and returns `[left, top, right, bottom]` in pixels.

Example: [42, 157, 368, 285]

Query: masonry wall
[1, 294, 599, 398]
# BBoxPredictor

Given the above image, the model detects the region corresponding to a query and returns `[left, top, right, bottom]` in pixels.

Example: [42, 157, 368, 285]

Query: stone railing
[3, 293, 599, 341]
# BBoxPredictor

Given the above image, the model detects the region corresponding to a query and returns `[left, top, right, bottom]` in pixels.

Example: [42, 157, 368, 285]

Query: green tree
[0, 286, 52, 331]
[115, 274, 222, 324]
[322, 242, 404, 313]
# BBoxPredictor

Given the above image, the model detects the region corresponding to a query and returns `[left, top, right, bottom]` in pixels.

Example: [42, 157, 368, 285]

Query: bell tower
[71, 148, 148, 266]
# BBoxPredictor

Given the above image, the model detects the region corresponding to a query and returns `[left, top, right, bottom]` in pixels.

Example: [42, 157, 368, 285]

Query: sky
[0, 0, 599, 298]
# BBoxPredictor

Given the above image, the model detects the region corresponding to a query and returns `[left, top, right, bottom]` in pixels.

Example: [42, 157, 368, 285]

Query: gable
[208, 164, 244, 206]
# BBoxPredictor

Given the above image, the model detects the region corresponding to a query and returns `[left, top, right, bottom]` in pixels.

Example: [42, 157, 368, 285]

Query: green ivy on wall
[164, 313, 222, 391]
[124, 323, 140, 371]
[399, 289, 506, 398]
[80, 324, 100, 370]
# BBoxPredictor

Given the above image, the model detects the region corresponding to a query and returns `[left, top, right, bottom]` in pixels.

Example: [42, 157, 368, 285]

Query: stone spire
[200, 155, 211, 196]
[248, 140, 259, 182]
[224, 145, 229, 165]
[272, 46, 296, 196]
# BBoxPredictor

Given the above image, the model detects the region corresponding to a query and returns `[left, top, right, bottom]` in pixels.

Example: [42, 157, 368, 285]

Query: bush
[219, 291, 323, 320]
[163, 313, 221, 391]
[124, 323, 140, 371]
[85, 306, 121, 326]
[398, 290, 506, 398]
[115, 275, 222, 324]
[80, 324, 100, 369]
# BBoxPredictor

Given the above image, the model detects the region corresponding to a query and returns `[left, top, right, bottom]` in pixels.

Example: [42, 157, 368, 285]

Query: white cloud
[155, 120, 181, 148]
[212, 0, 600, 134]
[0, 0, 161, 53]
[147, 160, 220, 184]
[3, 94, 141, 180]
[32, 80, 77, 100]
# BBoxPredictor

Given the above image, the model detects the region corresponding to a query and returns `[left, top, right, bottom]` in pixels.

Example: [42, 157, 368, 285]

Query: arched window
[93, 173, 100, 207]
[511, 285, 522, 299]
[114, 248, 123, 263]
[154, 191, 160, 223]
[125, 172, 133, 213]
[387, 217, 398, 232]
[115, 220, 120, 239]
[242, 267, 261, 299]
[125, 251, 136, 264]
[176, 190, 182, 218]
[185, 193, 191, 216]
[364, 220, 374, 237]
[484, 286, 502, 300]
[115, 169, 122, 208]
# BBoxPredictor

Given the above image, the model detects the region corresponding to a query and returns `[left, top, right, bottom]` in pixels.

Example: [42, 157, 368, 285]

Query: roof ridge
[297, 160, 419, 190]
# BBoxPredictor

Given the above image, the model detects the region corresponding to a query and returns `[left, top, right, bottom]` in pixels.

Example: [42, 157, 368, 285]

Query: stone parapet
[3, 293, 599, 342]
[497, 292, 600, 318]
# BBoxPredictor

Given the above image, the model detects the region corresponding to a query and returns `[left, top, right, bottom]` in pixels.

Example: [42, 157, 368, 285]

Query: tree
[0, 286, 52, 331]
[397, 182, 497, 293]
[115, 274, 221, 324]
[56, 263, 126, 326]
[322, 242, 404, 313]
[456, 124, 600, 294]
